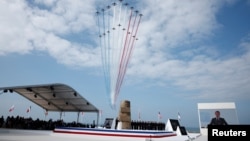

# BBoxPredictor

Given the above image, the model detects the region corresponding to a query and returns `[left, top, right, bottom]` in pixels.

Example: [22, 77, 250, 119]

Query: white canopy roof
[0, 83, 99, 113]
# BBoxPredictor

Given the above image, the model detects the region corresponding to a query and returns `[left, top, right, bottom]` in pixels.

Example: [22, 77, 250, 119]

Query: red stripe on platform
[53, 130, 176, 138]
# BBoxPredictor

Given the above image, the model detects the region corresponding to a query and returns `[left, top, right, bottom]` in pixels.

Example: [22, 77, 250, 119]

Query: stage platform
[0, 128, 204, 141]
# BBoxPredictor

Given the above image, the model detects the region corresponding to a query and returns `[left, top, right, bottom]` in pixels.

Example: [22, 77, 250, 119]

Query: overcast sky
[0, 0, 250, 128]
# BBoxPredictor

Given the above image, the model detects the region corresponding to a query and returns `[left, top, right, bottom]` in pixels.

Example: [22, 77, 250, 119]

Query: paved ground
[193, 135, 207, 141]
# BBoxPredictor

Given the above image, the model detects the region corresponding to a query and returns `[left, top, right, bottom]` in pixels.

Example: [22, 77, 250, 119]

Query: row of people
[1, 116, 178, 131]
[131, 120, 165, 130]
[0, 115, 95, 130]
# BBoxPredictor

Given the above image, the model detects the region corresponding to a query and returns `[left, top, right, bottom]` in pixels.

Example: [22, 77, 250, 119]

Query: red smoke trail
[116, 12, 142, 98]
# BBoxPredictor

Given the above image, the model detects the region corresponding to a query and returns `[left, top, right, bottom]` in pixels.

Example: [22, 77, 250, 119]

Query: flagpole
[27, 106, 31, 118]
[45, 111, 47, 120]
[178, 112, 181, 123]
[158, 112, 159, 122]
[44, 109, 48, 120]
[158, 112, 162, 122]
[77, 112, 80, 124]
[138, 108, 141, 121]
[138, 111, 141, 121]
[9, 105, 15, 116]
[81, 112, 84, 123]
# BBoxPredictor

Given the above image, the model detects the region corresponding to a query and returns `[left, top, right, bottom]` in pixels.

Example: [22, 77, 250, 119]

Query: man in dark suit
[209, 110, 228, 125]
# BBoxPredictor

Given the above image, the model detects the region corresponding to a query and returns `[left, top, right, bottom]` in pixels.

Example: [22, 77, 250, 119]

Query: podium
[197, 102, 238, 136]
[165, 119, 187, 136]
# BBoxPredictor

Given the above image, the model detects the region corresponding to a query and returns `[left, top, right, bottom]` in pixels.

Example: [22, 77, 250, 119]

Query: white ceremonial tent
[0, 83, 100, 124]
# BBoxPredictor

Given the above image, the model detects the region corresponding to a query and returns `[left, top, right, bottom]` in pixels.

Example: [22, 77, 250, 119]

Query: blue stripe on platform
[55, 127, 174, 134]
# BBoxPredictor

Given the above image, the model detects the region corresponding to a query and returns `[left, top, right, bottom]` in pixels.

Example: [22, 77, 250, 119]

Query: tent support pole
[97, 111, 100, 127]
[59, 111, 63, 120]
[77, 112, 80, 123]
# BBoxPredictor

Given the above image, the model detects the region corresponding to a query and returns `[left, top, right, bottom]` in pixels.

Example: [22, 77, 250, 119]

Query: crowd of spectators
[0, 115, 94, 130]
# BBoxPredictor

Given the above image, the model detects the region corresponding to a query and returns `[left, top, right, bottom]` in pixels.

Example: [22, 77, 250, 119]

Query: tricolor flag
[158, 112, 162, 120]
[26, 106, 31, 113]
[44, 109, 48, 116]
[178, 112, 181, 121]
[44, 109, 48, 120]
[9, 105, 15, 112]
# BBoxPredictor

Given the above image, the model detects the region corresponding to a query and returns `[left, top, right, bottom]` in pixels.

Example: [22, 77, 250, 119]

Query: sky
[0, 0, 250, 128]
